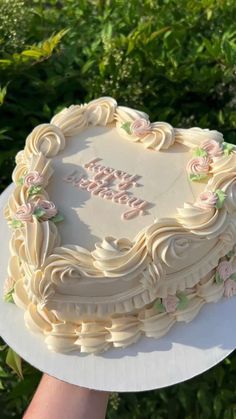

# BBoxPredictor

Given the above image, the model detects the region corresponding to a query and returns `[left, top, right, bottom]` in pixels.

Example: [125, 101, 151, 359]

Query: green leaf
[213, 395, 222, 418]
[10, 219, 23, 229]
[102, 22, 113, 39]
[215, 189, 226, 209]
[0, 59, 11, 67]
[223, 142, 234, 156]
[28, 185, 42, 196]
[81, 59, 95, 74]
[176, 292, 189, 310]
[206, 9, 213, 21]
[215, 271, 223, 284]
[41, 28, 70, 56]
[6, 348, 23, 380]
[0, 366, 8, 378]
[0, 344, 7, 351]
[33, 208, 46, 218]
[16, 177, 24, 186]
[127, 39, 136, 54]
[218, 110, 225, 125]
[189, 173, 208, 182]
[21, 48, 44, 59]
[0, 85, 8, 106]
[147, 27, 171, 43]
[3, 290, 14, 303]
[193, 147, 208, 157]
[0, 127, 12, 141]
[4, 28, 70, 69]
[154, 299, 166, 313]
[50, 213, 64, 223]
[121, 122, 132, 135]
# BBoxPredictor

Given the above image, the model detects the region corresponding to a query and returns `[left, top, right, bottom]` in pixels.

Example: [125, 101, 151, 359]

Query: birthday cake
[3, 96, 236, 354]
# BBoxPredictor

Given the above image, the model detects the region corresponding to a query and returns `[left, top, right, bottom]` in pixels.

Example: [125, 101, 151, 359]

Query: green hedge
[0, 0, 236, 417]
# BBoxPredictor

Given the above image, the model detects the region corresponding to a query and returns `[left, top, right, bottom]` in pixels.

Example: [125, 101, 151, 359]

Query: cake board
[0, 184, 235, 392]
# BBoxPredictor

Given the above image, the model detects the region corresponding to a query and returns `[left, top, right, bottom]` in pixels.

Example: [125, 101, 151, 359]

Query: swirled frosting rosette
[3, 96, 236, 355]
[24, 123, 66, 159]
[86, 96, 117, 125]
[115, 106, 175, 151]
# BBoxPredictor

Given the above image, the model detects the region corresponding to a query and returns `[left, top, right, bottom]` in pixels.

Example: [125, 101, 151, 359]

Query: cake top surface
[47, 125, 204, 250]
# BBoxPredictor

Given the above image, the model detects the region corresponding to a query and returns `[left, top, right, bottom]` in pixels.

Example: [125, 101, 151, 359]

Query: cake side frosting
[3, 96, 236, 354]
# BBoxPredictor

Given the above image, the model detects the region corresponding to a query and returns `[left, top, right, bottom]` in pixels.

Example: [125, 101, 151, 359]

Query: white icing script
[63, 158, 150, 220]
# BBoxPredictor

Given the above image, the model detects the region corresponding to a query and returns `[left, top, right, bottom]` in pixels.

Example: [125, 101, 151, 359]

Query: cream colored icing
[3, 96, 236, 354]
[63, 163, 149, 221]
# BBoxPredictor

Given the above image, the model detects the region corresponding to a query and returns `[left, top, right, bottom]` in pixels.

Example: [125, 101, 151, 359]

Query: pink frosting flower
[36, 199, 58, 220]
[186, 156, 210, 175]
[201, 139, 223, 158]
[24, 171, 44, 187]
[130, 118, 152, 137]
[15, 203, 35, 222]
[217, 261, 233, 281]
[224, 279, 236, 298]
[3, 276, 15, 296]
[162, 295, 179, 313]
[195, 191, 218, 209]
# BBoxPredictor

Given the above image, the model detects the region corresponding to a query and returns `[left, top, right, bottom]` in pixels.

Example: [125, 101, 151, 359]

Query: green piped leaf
[223, 142, 234, 156]
[154, 298, 166, 313]
[10, 219, 23, 229]
[16, 177, 24, 186]
[50, 213, 64, 223]
[4, 289, 14, 303]
[230, 273, 236, 281]
[215, 189, 226, 209]
[176, 292, 189, 310]
[33, 207, 46, 218]
[6, 348, 23, 380]
[28, 185, 42, 196]
[215, 271, 223, 284]
[189, 173, 208, 182]
[226, 250, 234, 259]
[121, 122, 132, 135]
[193, 147, 208, 157]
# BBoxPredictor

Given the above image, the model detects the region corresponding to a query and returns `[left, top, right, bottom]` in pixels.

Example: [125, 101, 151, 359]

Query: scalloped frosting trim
[5, 250, 236, 354]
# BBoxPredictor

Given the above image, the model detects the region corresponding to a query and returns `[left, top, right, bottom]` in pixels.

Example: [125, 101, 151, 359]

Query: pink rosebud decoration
[201, 139, 223, 158]
[195, 191, 218, 210]
[217, 261, 233, 281]
[224, 279, 236, 298]
[186, 156, 210, 176]
[15, 203, 35, 222]
[162, 295, 179, 313]
[36, 199, 58, 220]
[24, 171, 44, 187]
[130, 118, 152, 137]
[3, 276, 15, 296]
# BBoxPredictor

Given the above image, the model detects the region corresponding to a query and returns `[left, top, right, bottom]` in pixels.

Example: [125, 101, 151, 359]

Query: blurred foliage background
[0, 0, 236, 417]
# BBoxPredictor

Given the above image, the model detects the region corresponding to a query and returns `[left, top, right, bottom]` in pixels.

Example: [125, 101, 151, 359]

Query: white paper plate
[0, 184, 235, 392]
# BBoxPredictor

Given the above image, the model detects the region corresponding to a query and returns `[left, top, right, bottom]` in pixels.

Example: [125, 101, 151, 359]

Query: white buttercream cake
[3, 96, 236, 354]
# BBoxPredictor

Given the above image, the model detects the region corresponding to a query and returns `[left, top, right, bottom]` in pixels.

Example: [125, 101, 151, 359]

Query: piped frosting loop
[177, 203, 228, 238]
[51, 104, 88, 137]
[42, 244, 101, 286]
[86, 97, 117, 125]
[174, 127, 223, 148]
[92, 233, 148, 277]
[24, 123, 66, 159]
